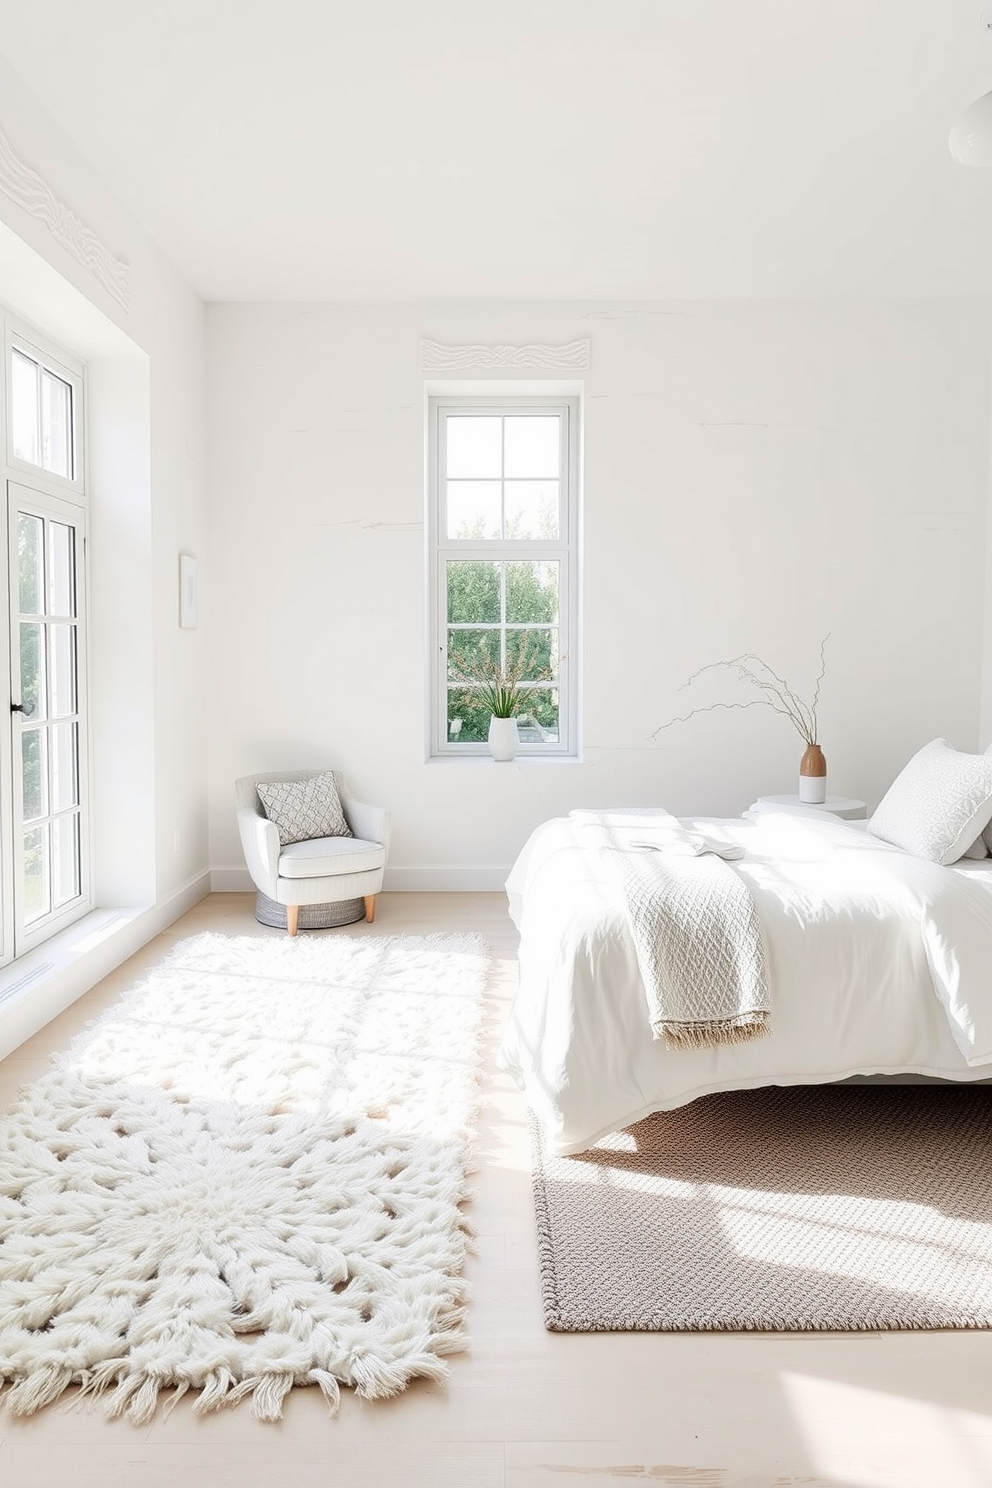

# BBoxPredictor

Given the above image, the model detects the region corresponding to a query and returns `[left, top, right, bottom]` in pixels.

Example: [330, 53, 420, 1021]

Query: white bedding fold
[500, 808, 992, 1154]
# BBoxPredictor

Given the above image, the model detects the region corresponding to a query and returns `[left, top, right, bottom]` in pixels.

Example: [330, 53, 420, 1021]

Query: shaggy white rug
[0, 931, 487, 1423]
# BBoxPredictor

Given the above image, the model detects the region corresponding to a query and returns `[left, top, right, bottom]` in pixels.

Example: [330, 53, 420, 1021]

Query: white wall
[207, 299, 992, 889]
[0, 57, 209, 1058]
[0, 54, 208, 908]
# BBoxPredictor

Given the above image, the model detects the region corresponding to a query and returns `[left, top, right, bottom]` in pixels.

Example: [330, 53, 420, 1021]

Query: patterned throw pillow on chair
[256, 772, 353, 846]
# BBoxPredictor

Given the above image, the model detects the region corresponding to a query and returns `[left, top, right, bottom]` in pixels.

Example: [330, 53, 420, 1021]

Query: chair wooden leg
[364, 895, 376, 924]
[287, 904, 300, 937]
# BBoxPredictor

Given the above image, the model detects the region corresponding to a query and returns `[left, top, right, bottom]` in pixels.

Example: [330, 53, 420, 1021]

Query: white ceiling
[0, 0, 991, 302]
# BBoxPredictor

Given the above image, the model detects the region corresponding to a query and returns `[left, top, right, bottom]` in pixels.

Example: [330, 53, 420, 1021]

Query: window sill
[427, 753, 582, 765]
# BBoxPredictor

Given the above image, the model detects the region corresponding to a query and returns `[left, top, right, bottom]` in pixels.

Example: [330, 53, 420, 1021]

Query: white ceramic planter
[488, 716, 518, 762]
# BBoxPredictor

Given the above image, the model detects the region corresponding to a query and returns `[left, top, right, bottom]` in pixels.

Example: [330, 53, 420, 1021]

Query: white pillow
[868, 739, 992, 866]
[256, 771, 353, 847]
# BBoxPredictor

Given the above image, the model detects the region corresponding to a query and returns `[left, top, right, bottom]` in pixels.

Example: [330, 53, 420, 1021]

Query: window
[1, 326, 88, 960]
[428, 395, 579, 757]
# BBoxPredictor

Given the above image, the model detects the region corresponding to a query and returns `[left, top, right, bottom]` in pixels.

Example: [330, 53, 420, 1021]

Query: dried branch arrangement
[652, 634, 830, 746]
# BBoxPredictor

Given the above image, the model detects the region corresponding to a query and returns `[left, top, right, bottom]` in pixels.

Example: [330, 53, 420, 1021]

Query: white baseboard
[0, 870, 211, 1062]
[211, 866, 510, 894]
[383, 867, 509, 892]
[210, 867, 254, 893]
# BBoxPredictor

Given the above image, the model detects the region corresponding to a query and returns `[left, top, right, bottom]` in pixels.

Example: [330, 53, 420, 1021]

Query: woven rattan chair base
[254, 891, 366, 930]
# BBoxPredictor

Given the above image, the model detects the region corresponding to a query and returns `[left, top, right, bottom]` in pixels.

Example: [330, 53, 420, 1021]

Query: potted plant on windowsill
[448, 637, 551, 761]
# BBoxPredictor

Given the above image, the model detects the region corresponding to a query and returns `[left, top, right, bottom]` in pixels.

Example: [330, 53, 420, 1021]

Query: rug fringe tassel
[250, 1373, 294, 1421]
[160, 1380, 190, 1420]
[76, 1360, 126, 1404]
[192, 1368, 237, 1415]
[309, 1368, 341, 1416]
[4, 1365, 74, 1416]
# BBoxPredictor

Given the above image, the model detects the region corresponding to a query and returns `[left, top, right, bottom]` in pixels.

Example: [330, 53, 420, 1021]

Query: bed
[498, 799, 992, 1155]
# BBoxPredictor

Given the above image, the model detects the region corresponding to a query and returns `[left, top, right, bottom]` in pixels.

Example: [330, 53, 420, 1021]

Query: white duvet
[498, 807, 992, 1155]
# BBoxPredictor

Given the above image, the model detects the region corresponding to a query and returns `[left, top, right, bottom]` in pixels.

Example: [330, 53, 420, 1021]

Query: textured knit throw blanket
[571, 810, 770, 1050]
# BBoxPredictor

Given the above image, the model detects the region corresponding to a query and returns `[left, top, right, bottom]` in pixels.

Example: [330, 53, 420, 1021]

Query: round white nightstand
[754, 793, 867, 821]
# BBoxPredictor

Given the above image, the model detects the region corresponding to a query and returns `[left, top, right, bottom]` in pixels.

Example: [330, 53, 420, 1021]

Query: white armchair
[235, 769, 390, 936]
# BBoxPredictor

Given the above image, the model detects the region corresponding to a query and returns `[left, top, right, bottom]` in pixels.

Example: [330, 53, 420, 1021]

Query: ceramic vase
[798, 742, 827, 803]
[488, 716, 518, 762]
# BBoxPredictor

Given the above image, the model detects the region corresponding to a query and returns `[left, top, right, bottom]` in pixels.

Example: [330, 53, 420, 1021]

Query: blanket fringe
[656, 1013, 771, 1051]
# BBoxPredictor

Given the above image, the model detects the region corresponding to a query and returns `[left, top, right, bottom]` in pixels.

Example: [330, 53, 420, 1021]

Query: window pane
[49, 522, 75, 616]
[447, 627, 500, 684]
[21, 728, 47, 821]
[515, 687, 560, 744]
[18, 514, 44, 614]
[446, 687, 491, 744]
[23, 823, 50, 925]
[53, 813, 80, 908]
[446, 416, 502, 478]
[19, 622, 46, 720]
[506, 561, 559, 624]
[505, 480, 559, 540]
[504, 416, 559, 478]
[446, 561, 500, 624]
[446, 481, 501, 539]
[52, 722, 78, 811]
[50, 625, 76, 718]
[41, 371, 72, 478]
[507, 627, 557, 681]
[11, 350, 39, 466]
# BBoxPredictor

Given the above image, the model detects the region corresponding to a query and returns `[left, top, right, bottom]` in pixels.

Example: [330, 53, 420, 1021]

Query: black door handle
[11, 700, 35, 718]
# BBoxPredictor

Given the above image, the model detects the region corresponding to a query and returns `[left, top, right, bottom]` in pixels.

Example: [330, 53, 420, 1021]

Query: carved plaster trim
[421, 337, 590, 370]
[0, 124, 130, 311]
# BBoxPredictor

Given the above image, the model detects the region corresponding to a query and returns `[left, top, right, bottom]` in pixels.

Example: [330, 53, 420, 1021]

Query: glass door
[8, 483, 88, 952]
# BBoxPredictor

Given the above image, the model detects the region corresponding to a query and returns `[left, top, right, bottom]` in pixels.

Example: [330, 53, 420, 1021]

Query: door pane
[18, 513, 43, 614]
[51, 723, 78, 811]
[48, 522, 75, 616]
[23, 824, 50, 925]
[11, 351, 39, 466]
[19, 622, 46, 719]
[21, 729, 47, 821]
[50, 625, 77, 717]
[53, 814, 80, 908]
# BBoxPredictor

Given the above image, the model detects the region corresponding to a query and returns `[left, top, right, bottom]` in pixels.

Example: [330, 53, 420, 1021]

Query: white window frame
[427, 394, 580, 759]
[8, 483, 91, 954]
[0, 314, 90, 964]
[6, 327, 85, 496]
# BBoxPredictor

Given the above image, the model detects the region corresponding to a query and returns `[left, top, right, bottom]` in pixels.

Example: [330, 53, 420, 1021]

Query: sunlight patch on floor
[780, 1373, 992, 1488]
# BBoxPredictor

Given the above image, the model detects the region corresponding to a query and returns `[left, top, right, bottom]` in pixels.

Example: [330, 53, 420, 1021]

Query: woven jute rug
[0, 931, 487, 1421]
[531, 1083, 992, 1332]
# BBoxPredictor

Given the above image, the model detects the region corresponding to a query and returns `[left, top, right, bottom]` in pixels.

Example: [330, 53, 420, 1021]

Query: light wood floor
[1, 892, 991, 1488]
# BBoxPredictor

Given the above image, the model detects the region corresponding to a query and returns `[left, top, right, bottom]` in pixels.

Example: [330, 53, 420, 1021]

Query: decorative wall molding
[0, 124, 130, 311]
[421, 337, 590, 371]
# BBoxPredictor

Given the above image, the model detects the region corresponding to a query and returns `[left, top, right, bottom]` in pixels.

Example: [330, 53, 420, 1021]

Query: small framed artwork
[179, 553, 199, 629]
